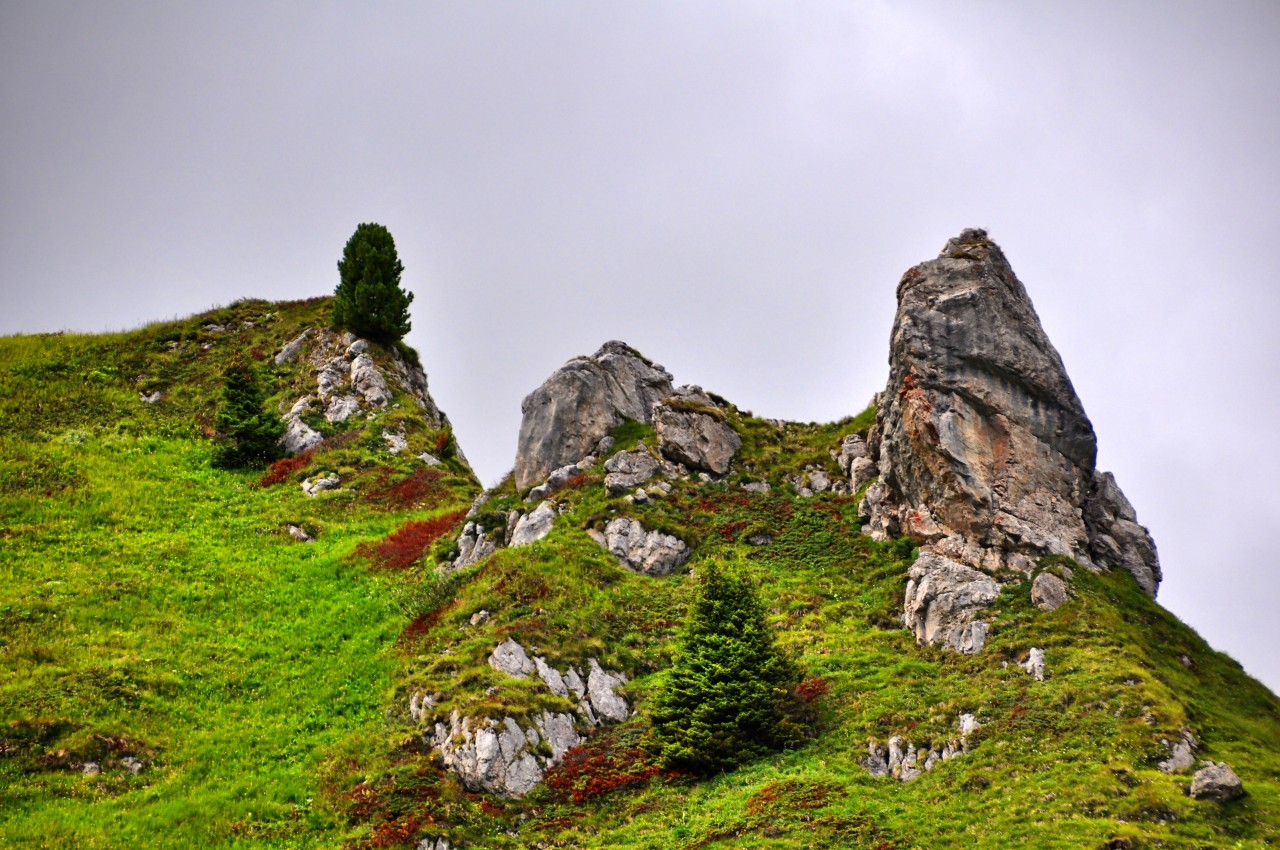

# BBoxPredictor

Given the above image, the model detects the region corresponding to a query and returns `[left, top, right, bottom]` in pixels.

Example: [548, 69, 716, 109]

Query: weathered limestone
[866, 713, 980, 781]
[603, 445, 662, 495]
[862, 229, 1160, 600]
[515, 341, 674, 490]
[903, 552, 999, 654]
[652, 389, 741, 475]
[1020, 647, 1047, 681]
[592, 517, 691, 576]
[1159, 730, 1198, 774]
[508, 500, 557, 547]
[430, 710, 579, 798]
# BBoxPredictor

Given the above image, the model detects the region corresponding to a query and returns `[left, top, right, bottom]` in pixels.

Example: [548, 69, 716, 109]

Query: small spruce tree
[212, 360, 284, 469]
[332, 222, 414, 343]
[650, 560, 803, 774]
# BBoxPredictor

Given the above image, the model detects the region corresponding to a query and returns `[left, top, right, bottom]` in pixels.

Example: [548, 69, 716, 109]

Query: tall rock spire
[861, 229, 1159, 649]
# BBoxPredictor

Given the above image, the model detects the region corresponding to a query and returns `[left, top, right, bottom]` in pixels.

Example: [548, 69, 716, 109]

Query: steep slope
[0, 297, 480, 848]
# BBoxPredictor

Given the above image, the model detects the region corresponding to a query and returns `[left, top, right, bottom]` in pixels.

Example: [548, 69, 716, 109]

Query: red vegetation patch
[794, 676, 830, 703]
[358, 509, 467, 571]
[544, 732, 679, 804]
[363, 467, 448, 510]
[716, 520, 747, 541]
[256, 449, 314, 488]
[745, 779, 833, 816]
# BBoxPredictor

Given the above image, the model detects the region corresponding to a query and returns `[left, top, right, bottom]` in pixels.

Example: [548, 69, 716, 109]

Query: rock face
[652, 389, 742, 475]
[863, 229, 1161, 649]
[515, 342, 674, 490]
[1189, 762, 1245, 801]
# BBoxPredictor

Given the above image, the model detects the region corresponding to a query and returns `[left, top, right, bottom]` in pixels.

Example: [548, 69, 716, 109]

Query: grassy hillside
[0, 299, 479, 847]
[3, 304, 1278, 849]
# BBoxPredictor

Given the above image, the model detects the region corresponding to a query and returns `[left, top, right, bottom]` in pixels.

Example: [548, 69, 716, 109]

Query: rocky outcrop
[863, 229, 1160, 599]
[301, 473, 339, 496]
[861, 229, 1161, 651]
[603, 445, 662, 495]
[1159, 730, 1198, 774]
[866, 713, 980, 781]
[590, 517, 690, 576]
[902, 552, 999, 654]
[431, 710, 580, 798]
[451, 521, 497, 570]
[429, 639, 631, 797]
[515, 342, 674, 490]
[652, 389, 741, 476]
[1190, 762, 1245, 801]
[509, 500, 557, 547]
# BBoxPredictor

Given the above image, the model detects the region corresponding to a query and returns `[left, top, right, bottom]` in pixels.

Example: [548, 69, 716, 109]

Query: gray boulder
[1190, 762, 1245, 801]
[652, 397, 741, 476]
[586, 658, 629, 723]
[1031, 572, 1069, 611]
[452, 522, 497, 569]
[595, 517, 690, 576]
[489, 637, 535, 677]
[1084, 471, 1161, 595]
[837, 433, 869, 474]
[604, 445, 661, 495]
[430, 710, 580, 798]
[903, 552, 999, 654]
[850, 456, 876, 493]
[864, 229, 1160, 597]
[509, 501, 557, 547]
[324, 394, 361, 423]
[515, 341, 674, 490]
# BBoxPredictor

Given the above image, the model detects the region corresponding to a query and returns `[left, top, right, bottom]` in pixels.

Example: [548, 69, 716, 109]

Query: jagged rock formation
[275, 328, 456, 459]
[902, 553, 1000, 653]
[861, 229, 1162, 650]
[515, 341, 674, 490]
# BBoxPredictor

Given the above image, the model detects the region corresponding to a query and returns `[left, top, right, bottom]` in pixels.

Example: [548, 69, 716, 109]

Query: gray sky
[4, 1, 1279, 693]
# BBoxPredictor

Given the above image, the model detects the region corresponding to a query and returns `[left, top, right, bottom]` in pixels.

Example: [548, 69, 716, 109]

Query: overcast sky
[3, 1, 1278, 693]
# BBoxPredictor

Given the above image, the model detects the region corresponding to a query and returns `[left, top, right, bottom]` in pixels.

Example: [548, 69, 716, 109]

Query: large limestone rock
[863, 229, 1161, 630]
[653, 389, 742, 475]
[430, 710, 579, 798]
[515, 342, 674, 490]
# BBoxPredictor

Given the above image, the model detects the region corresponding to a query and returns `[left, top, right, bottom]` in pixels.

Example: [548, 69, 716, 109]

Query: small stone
[82, 762, 101, 776]
[741, 480, 770, 494]
[418, 451, 442, 466]
[121, 756, 143, 775]
[469, 609, 490, 626]
[301, 474, 340, 497]
[286, 524, 311, 542]
[139, 390, 163, 404]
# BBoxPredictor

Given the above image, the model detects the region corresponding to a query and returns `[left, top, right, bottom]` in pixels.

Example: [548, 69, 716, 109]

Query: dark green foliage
[211, 360, 284, 469]
[650, 560, 803, 774]
[332, 222, 414, 343]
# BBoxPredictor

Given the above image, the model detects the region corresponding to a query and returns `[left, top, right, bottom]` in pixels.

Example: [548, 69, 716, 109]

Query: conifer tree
[650, 560, 803, 774]
[332, 222, 413, 343]
[212, 360, 284, 469]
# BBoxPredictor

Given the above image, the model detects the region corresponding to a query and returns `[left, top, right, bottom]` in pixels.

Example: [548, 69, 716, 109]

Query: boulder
[1189, 762, 1245, 801]
[604, 446, 661, 495]
[324, 395, 360, 423]
[586, 658, 629, 723]
[903, 552, 999, 654]
[864, 229, 1160, 597]
[452, 522, 497, 569]
[430, 710, 581, 798]
[509, 501, 557, 547]
[850, 456, 876, 492]
[515, 341, 674, 490]
[837, 433, 869, 475]
[652, 396, 741, 475]
[1031, 572, 1069, 611]
[595, 517, 690, 576]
